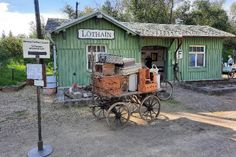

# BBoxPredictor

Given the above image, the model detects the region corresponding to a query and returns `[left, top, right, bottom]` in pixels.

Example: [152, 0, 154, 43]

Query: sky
[0, 0, 234, 36]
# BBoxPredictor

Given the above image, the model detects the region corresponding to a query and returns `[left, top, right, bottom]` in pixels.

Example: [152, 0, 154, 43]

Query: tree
[0, 36, 23, 60]
[8, 31, 13, 38]
[174, 0, 194, 24]
[1, 31, 6, 39]
[102, 0, 119, 19]
[62, 4, 76, 19]
[62, 3, 96, 19]
[224, 2, 236, 54]
[79, 6, 95, 16]
[231, 2, 236, 15]
[190, 0, 229, 31]
[127, 0, 175, 23]
[101, 0, 130, 21]
[174, 0, 230, 31]
[230, 2, 236, 25]
[29, 16, 46, 39]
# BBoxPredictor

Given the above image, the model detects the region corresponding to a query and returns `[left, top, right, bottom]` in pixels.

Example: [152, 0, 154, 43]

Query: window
[189, 45, 205, 67]
[87, 45, 106, 70]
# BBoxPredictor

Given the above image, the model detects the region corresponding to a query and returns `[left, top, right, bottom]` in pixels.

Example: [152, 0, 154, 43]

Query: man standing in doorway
[145, 55, 152, 69]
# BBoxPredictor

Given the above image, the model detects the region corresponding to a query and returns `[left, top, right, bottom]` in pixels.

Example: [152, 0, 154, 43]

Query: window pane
[101, 46, 105, 52]
[197, 54, 204, 66]
[88, 46, 92, 52]
[189, 54, 195, 67]
[88, 54, 91, 69]
[87, 45, 106, 69]
[196, 47, 201, 52]
[200, 47, 204, 52]
[193, 47, 197, 52]
[93, 46, 97, 52]
[97, 46, 100, 52]
[89, 46, 96, 52]
[189, 47, 193, 52]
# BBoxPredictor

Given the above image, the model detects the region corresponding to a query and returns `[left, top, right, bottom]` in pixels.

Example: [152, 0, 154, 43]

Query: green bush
[0, 58, 26, 86]
[0, 57, 54, 86]
[0, 37, 23, 61]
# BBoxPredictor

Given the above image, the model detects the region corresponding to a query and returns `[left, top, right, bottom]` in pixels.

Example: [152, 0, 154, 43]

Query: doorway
[141, 46, 167, 80]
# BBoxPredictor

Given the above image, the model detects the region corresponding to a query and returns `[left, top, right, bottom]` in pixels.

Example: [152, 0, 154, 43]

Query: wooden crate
[95, 63, 115, 76]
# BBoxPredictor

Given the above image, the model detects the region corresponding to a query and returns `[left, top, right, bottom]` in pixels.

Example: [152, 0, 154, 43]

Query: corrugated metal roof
[45, 11, 235, 38]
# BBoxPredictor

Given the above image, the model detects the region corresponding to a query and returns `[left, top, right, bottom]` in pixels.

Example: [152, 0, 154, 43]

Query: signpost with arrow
[25, 0, 53, 157]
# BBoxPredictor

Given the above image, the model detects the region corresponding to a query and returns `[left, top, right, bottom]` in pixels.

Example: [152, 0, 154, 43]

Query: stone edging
[0, 82, 26, 92]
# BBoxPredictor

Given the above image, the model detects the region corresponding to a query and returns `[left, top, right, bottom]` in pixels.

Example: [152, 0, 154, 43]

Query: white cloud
[0, 2, 9, 12]
[0, 2, 65, 36]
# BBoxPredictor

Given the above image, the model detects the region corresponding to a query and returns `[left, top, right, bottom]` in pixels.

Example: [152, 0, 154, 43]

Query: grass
[0, 58, 26, 86]
[0, 57, 54, 86]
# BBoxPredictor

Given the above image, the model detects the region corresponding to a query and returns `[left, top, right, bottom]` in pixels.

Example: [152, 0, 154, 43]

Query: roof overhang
[50, 11, 138, 36]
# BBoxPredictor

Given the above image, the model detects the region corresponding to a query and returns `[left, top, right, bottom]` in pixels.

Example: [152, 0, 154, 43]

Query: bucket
[128, 74, 137, 91]
[43, 75, 57, 95]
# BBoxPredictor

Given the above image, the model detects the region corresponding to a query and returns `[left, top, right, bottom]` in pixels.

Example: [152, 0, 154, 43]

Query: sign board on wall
[23, 39, 50, 58]
[78, 29, 114, 39]
[177, 49, 183, 59]
[26, 64, 43, 80]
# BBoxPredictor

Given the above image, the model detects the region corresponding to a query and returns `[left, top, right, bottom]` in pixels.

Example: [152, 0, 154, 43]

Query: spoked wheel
[126, 95, 140, 114]
[91, 96, 106, 120]
[106, 102, 130, 130]
[156, 81, 173, 101]
[228, 71, 235, 79]
[139, 95, 161, 122]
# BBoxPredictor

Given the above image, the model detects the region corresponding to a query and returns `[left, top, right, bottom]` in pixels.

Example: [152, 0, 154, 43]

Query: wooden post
[91, 51, 95, 104]
[11, 68, 15, 81]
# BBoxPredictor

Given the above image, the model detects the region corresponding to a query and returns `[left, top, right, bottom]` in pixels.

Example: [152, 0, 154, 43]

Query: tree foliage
[29, 16, 46, 39]
[192, 0, 230, 31]
[62, 4, 76, 19]
[62, 3, 95, 19]
[101, 0, 130, 21]
[175, 0, 230, 31]
[127, 0, 173, 23]
[0, 36, 23, 61]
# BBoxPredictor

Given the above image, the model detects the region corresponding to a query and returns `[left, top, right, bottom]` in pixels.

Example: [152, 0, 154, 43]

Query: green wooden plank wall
[167, 38, 223, 81]
[53, 18, 140, 87]
[52, 17, 224, 87]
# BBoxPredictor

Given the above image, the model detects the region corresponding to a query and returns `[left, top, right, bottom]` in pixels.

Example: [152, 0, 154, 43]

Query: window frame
[189, 45, 206, 68]
[86, 45, 107, 71]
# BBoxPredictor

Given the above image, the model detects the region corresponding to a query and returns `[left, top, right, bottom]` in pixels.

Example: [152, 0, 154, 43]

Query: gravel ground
[0, 85, 236, 157]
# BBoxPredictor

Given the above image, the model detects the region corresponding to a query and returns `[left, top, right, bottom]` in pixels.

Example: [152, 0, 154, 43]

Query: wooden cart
[91, 68, 161, 129]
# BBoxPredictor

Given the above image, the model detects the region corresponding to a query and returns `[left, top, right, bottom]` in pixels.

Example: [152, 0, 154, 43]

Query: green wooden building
[46, 11, 235, 88]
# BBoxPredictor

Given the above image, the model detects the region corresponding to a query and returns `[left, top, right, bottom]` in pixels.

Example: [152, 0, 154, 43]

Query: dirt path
[0, 86, 236, 157]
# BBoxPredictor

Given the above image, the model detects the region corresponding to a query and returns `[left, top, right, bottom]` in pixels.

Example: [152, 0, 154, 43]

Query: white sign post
[23, 39, 50, 58]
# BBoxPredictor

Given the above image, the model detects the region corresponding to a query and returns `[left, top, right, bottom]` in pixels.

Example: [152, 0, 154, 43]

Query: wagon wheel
[228, 71, 235, 79]
[91, 96, 106, 120]
[139, 95, 161, 122]
[106, 102, 130, 129]
[156, 81, 173, 101]
[126, 95, 141, 114]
